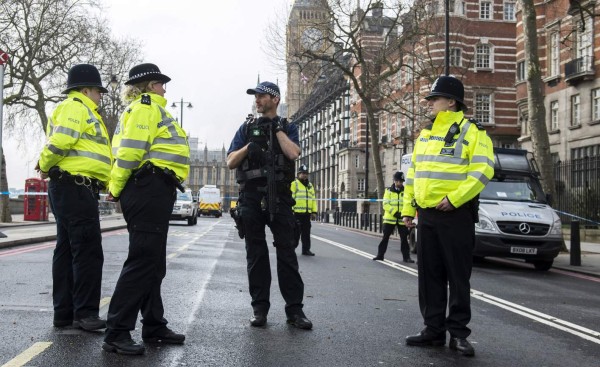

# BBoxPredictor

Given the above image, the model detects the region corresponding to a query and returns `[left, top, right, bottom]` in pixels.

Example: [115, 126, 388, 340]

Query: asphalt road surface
[1, 216, 599, 366]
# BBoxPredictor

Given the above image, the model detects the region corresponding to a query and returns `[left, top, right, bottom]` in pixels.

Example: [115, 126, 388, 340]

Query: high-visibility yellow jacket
[402, 110, 495, 218]
[39, 91, 113, 184]
[109, 93, 190, 197]
[382, 185, 405, 225]
[291, 179, 317, 214]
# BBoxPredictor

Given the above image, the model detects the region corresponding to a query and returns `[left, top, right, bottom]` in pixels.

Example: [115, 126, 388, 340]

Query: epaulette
[469, 118, 485, 131]
[141, 94, 151, 105]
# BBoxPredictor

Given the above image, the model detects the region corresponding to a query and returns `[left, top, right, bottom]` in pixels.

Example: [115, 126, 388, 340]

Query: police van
[402, 148, 564, 271]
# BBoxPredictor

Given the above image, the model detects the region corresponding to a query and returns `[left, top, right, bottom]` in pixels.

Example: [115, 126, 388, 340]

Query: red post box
[24, 178, 49, 221]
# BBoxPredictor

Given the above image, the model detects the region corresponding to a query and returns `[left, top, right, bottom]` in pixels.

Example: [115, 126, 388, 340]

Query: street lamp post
[0, 50, 9, 233]
[171, 98, 193, 128]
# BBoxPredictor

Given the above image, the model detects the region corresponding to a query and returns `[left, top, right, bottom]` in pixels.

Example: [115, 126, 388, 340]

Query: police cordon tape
[4, 191, 600, 225]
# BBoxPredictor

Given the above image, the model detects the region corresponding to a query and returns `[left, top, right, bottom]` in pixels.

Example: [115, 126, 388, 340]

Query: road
[1, 216, 599, 366]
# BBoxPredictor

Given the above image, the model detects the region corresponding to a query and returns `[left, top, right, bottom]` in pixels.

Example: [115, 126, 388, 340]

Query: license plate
[510, 247, 537, 255]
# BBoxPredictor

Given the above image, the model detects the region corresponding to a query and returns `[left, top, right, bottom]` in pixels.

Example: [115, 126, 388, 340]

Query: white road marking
[312, 234, 600, 345]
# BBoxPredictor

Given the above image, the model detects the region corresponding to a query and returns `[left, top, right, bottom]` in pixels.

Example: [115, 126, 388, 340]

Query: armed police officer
[373, 171, 413, 263]
[37, 64, 112, 332]
[227, 81, 312, 330]
[291, 164, 317, 256]
[102, 63, 190, 355]
[402, 76, 494, 357]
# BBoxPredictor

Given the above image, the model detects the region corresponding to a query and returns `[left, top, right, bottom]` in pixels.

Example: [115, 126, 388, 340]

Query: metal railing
[553, 156, 600, 226]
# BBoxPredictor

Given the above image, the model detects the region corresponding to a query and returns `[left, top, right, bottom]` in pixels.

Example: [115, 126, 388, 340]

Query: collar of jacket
[389, 184, 403, 193]
[432, 110, 464, 128]
[134, 92, 168, 108]
[67, 90, 99, 111]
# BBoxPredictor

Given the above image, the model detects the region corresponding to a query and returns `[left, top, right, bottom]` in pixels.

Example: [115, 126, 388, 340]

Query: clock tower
[286, 0, 331, 118]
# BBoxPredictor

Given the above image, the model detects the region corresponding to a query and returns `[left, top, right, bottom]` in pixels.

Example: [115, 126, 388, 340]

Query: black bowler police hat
[298, 164, 309, 173]
[62, 64, 108, 94]
[247, 81, 280, 98]
[393, 171, 405, 182]
[125, 63, 171, 85]
[425, 76, 467, 111]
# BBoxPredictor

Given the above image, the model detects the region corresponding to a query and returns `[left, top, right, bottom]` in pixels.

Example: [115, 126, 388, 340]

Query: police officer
[291, 164, 317, 256]
[36, 64, 112, 331]
[402, 76, 494, 357]
[373, 171, 413, 263]
[102, 63, 190, 355]
[226, 81, 312, 330]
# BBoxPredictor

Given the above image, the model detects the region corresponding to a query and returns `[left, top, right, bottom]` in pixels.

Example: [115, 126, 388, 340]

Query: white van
[402, 148, 563, 271]
[171, 189, 198, 226]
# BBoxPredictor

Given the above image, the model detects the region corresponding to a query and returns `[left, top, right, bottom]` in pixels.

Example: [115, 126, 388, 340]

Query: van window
[480, 176, 546, 203]
[177, 192, 193, 201]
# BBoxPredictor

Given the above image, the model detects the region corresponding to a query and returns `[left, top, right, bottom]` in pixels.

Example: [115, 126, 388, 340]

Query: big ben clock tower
[286, 0, 331, 118]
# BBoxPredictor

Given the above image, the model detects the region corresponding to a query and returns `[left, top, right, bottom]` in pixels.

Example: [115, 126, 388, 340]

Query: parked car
[171, 190, 198, 226]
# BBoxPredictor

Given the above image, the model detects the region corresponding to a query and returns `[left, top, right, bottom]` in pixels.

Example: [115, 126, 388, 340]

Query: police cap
[125, 63, 171, 85]
[298, 164, 309, 174]
[425, 76, 467, 111]
[247, 81, 280, 98]
[62, 64, 108, 94]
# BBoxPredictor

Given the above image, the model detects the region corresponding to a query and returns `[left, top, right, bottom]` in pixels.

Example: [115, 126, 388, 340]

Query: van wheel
[187, 217, 194, 226]
[193, 216, 198, 225]
[533, 260, 553, 271]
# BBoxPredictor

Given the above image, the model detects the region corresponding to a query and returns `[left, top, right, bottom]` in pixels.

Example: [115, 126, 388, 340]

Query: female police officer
[102, 63, 190, 355]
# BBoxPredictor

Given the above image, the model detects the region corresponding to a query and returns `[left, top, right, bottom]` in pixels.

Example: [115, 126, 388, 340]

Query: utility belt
[48, 167, 104, 198]
[132, 161, 185, 193]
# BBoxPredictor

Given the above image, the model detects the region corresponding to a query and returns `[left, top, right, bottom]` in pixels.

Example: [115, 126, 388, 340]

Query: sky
[3, 0, 291, 189]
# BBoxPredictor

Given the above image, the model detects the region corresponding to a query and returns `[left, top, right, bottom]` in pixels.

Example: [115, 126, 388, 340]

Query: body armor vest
[236, 116, 295, 188]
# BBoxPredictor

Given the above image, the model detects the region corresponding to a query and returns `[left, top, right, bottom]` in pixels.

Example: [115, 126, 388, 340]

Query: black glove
[394, 212, 402, 219]
[272, 118, 285, 134]
[247, 142, 263, 163]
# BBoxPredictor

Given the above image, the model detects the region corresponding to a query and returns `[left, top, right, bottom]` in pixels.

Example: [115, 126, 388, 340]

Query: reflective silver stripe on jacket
[147, 151, 189, 165]
[116, 158, 141, 169]
[416, 154, 468, 166]
[47, 144, 67, 156]
[414, 171, 467, 181]
[66, 150, 112, 165]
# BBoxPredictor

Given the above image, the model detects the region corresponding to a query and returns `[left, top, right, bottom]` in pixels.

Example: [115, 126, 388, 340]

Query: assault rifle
[263, 118, 279, 222]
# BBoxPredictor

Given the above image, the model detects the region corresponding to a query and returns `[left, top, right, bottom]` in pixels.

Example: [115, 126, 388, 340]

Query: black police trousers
[416, 206, 474, 339]
[294, 213, 312, 252]
[48, 179, 104, 322]
[104, 173, 176, 342]
[376, 222, 410, 259]
[239, 190, 305, 317]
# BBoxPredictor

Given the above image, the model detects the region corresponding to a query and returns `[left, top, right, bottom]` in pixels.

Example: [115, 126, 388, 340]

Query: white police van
[402, 148, 563, 271]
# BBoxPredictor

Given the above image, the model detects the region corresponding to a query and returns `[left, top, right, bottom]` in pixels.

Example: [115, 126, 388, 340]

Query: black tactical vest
[236, 116, 295, 189]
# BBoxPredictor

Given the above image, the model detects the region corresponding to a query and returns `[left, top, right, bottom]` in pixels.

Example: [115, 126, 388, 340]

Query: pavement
[1, 214, 600, 278]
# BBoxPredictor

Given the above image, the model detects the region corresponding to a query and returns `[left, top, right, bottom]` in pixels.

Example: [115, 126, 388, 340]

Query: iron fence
[553, 156, 600, 226]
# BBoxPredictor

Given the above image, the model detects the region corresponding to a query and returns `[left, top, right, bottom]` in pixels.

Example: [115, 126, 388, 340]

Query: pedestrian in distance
[226, 81, 312, 330]
[372, 171, 414, 263]
[291, 164, 317, 256]
[402, 76, 495, 357]
[102, 63, 190, 355]
[36, 64, 112, 332]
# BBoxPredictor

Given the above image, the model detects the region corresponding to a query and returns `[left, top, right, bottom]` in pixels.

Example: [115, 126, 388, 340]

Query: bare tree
[0, 0, 143, 222]
[519, 0, 556, 200]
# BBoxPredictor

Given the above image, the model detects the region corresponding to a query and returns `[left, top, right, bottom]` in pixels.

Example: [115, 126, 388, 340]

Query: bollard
[369, 214, 373, 232]
[570, 220, 581, 266]
[379, 214, 383, 233]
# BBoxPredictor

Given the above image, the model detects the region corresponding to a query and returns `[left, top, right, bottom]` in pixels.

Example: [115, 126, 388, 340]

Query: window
[576, 18, 593, 70]
[475, 94, 492, 124]
[480, 1, 492, 19]
[517, 61, 526, 81]
[405, 59, 414, 83]
[450, 48, 462, 67]
[550, 101, 559, 130]
[571, 145, 600, 187]
[549, 32, 560, 77]
[503, 1, 516, 21]
[358, 178, 365, 192]
[476, 44, 491, 69]
[593, 89, 600, 121]
[571, 95, 581, 126]
[355, 155, 360, 168]
[450, 0, 465, 15]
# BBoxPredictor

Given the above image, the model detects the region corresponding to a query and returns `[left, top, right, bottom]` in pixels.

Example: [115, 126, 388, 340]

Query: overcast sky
[4, 0, 291, 189]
